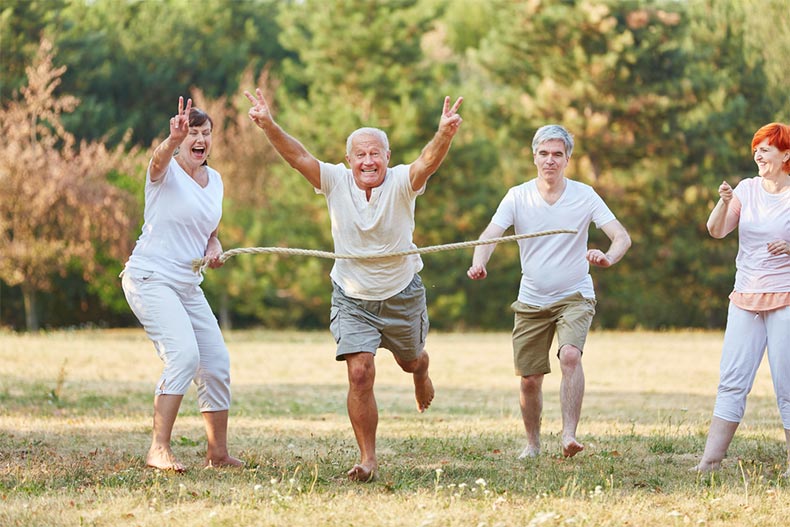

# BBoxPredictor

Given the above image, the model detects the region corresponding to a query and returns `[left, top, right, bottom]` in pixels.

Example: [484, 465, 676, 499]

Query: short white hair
[346, 127, 390, 156]
[532, 124, 574, 157]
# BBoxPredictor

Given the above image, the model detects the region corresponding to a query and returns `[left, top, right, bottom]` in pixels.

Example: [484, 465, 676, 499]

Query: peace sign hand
[169, 96, 192, 142]
[437, 96, 463, 137]
[244, 88, 273, 129]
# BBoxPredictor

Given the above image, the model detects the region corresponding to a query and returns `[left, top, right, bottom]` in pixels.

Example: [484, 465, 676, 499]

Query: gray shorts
[329, 274, 429, 362]
[511, 292, 596, 376]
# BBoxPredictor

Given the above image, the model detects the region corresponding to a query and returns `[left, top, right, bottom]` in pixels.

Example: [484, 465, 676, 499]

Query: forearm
[256, 119, 320, 187]
[706, 199, 731, 238]
[150, 136, 179, 178]
[603, 232, 631, 265]
[410, 131, 456, 189]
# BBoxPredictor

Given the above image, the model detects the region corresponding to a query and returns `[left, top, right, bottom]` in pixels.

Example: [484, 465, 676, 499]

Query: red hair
[752, 122, 790, 173]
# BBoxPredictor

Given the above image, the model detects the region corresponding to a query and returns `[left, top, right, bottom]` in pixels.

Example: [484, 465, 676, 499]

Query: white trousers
[122, 268, 231, 412]
[713, 302, 790, 428]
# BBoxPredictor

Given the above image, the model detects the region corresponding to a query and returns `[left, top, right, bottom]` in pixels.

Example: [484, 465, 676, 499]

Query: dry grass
[1, 329, 787, 526]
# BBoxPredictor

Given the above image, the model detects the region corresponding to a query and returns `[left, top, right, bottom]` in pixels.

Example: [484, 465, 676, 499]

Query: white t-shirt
[318, 162, 424, 300]
[491, 178, 616, 306]
[732, 177, 790, 293]
[126, 158, 223, 284]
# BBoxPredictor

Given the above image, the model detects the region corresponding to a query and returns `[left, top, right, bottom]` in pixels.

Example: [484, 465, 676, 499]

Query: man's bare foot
[347, 463, 377, 482]
[146, 445, 186, 472]
[414, 373, 434, 413]
[204, 455, 245, 468]
[518, 445, 540, 459]
[562, 439, 584, 458]
[691, 460, 721, 473]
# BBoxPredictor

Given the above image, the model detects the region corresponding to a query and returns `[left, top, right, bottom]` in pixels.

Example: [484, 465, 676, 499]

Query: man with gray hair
[245, 87, 463, 482]
[467, 124, 631, 459]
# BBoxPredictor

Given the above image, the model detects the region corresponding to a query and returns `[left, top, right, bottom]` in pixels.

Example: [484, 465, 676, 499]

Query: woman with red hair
[695, 123, 790, 476]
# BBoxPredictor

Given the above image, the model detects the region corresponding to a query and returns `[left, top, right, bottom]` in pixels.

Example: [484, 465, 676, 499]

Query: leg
[148, 394, 185, 471]
[558, 344, 585, 457]
[694, 416, 739, 472]
[695, 303, 766, 470]
[765, 306, 790, 476]
[182, 286, 242, 468]
[203, 410, 244, 467]
[393, 350, 434, 412]
[519, 374, 543, 458]
[784, 429, 790, 477]
[122, 272, 201, 472]
[345, 352, 378, 482]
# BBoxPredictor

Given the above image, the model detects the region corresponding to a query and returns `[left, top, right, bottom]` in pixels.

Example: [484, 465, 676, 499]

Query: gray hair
[346, 127, 390, 156]
[532, 125, 574, 158]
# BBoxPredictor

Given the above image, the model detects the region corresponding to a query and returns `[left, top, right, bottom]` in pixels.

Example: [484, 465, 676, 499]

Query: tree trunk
[22, 284, 40, 332]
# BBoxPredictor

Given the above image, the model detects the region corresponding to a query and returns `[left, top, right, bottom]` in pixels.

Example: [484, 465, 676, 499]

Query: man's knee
[521, 374, 543, 394]
[347, 354, 375, 391]
[558, 345, 582, 368]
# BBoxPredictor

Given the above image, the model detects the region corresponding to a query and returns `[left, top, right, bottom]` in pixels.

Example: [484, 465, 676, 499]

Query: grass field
[1, 329, 788, 526]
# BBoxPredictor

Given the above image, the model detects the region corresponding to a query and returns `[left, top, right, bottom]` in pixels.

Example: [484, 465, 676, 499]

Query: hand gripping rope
[192, 229, 577, 274]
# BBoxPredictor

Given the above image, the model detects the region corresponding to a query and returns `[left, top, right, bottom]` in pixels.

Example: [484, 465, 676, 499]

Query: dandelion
[475, 478, 487, 487]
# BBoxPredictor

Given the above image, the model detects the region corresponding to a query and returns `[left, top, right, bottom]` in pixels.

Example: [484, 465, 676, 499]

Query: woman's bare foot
[204, 454, 245, 468]
[562, 438, 584, 458]
[146, 445, 186, 472]
[691, 459, 722, 473]
[347, 462, 377, 482]
[414, 373, 434, 413]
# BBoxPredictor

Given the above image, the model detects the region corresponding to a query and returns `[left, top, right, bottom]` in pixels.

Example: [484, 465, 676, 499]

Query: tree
[0, 39, 141, 331]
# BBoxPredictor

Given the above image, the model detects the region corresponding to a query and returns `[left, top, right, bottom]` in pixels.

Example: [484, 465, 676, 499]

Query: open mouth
[192, 147, 206, 157]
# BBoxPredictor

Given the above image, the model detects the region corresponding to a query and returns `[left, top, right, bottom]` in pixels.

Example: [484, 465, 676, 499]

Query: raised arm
[409, 96, 464, 191]
[244, 88, 321, 189]
[586, 219, 631, 268]
[706, 181, 739, 239]
[467, 222, 507, 280]
[150, 96, 192, 182]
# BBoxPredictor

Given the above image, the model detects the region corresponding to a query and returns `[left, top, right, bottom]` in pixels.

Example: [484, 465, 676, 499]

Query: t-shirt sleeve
[394, 164, 424, 198]
[490, 189, 516, 230]
[317, 161, 345, 196]
[589, 189, 617, 228]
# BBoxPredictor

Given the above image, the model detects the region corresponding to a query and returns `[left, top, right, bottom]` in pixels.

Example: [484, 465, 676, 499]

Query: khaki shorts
[329, 274, 429, 362]
[511, 292, 596, 376]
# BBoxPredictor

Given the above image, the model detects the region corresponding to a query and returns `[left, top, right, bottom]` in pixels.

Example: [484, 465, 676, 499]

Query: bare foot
[691, 460, 721, 473]
[518, 445, 540, 459]
[347, 463, 377, 482]
[562, 439, 584, 458]
[414, 373, 434, 413]
[204, 455, 245, 468]
[146, 445, 186, 472]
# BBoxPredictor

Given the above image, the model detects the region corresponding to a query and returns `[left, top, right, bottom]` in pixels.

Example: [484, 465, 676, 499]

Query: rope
[192, 229, 577, 274]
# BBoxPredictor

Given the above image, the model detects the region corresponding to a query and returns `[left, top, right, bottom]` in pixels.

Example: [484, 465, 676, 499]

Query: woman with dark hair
[695, 122, 790, 476]
[121, 97, 242, 471]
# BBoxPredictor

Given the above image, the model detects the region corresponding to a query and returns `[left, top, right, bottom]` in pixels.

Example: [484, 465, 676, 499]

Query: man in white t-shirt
[245, 88, 463, 482]
[467, 124, 631, 459]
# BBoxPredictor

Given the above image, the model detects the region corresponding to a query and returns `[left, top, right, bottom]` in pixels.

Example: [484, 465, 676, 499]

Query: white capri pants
[122, 268, 231, 412]
[713, 302, 790, 429]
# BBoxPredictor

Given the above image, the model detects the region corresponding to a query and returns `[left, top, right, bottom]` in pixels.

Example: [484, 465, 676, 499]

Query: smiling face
[178, 121, 212, 168]
[346, 133, 391, 191]
[753, 139, 789, 178]
[533, 139, 569, 183]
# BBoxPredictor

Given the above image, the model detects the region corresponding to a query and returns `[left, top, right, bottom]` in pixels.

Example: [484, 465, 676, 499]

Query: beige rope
[192, 229, 577, 274]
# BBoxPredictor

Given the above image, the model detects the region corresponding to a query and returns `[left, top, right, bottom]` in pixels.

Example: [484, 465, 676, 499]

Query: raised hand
[437, 96, 463, 136]
[244, 88, 273, 128]
[169, 96, 192, 142]
[718, 181, 733, 203]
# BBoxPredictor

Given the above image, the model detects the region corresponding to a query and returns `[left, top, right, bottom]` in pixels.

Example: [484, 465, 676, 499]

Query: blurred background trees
[1, 0, 787, 331]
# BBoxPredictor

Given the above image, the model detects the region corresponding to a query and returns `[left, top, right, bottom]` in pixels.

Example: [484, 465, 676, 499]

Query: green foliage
[1, 0, 788, 330]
